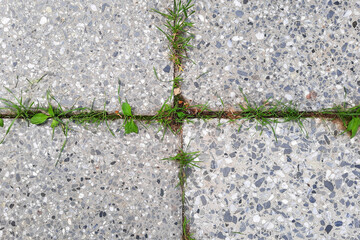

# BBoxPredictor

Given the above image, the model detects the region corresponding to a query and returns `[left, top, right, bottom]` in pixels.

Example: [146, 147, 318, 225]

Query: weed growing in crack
[183, 216, 196, 240]
[70, 101, 116, 136]
[163, 148, 201, 170]
[0, 84, 140, 165]
[152, 0, 195, 72]
[162, 146, 200, 240]
[238, 88, 307, 141]
[322, 104, 360, 138]
[151, 94, 212, 137]
[0, 87, 36, 143]
[117, 84, 139, 134]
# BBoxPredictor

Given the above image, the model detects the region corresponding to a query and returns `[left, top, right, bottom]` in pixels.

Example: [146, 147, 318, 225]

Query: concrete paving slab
[184, 119, 360, 239]
[0, 1, 173, 114]
[0, 120, 181, 239]
[182, 0, 360, 111]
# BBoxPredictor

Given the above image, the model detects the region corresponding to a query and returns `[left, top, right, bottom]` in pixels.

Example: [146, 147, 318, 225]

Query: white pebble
[244, 180, 251, 188]
[1, 17, 10, 25]
[199, 15, 204, 22]
[268, 194, 274, 201]
[79, 193, 84, 198]
[90, 4, 97, 11]
[266, 222, 274, 230]
[232, 36, 242, 41]
[285, 94, 293, 100]
[234, 0, 242, 7]
[326, 170, 331, 179]
[256, 32, 264, 40]
[253, 215, 261, 222]
[40, 16, 47, 25]
[276, 170, 285, 178]
[344, 10, 352, 18]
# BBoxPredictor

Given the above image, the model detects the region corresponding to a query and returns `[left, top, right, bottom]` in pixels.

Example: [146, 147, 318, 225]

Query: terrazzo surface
[1, 0, 360, 239]
[182, 0, 360, 111]
[183, 119, 360, 240]
[0, 0, 173, 114]
[0, 120, 181, 239]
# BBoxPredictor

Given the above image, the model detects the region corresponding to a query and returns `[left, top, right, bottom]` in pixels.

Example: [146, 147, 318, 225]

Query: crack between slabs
[0, 110, 355, 120]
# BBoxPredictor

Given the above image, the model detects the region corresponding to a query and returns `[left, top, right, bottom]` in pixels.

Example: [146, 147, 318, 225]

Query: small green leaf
[124, 119, 138, 134]
[164, 104, 172, 111]
[48, 104, 54, 117]
[347, 117, 360, 138]
[0, 118, 3, 127]
[122, 102, 132, 117]
[51, 119, 59, 129]
[177, 112, 186, 119]
[30, 113, 50, 125]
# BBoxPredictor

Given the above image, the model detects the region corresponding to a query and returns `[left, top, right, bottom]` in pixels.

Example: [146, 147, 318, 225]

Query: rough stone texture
[0, 120, 181, 239]
[184, 119, 360, 239]
[0, 1, 173, 114]
[182, 0, 360, 111]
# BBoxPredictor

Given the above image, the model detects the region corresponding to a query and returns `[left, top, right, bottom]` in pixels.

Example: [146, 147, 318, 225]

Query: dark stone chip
[325, 225, 333, 234]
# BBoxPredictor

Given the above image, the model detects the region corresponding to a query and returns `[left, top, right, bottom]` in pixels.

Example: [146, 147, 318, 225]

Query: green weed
[26, 73, 47, 89]
[117, 83, 138, 134]
[0, 84, 140, 165]
[322, 104, 360, 138]
[163, 148, 201, 170]
[151, 95, 211, 137]
[0, 88, 36, 143]
[162, 145, 199, 240]
[183, 216, 196, 240]
[238, 88, 307, 141]
[152, 0, 195, 72]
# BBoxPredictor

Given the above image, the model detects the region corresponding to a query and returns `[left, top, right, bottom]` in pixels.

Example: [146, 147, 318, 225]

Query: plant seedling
[347, 117, 360, 138]
[117, 83, 138, 134]
[122, 101, 138, 134]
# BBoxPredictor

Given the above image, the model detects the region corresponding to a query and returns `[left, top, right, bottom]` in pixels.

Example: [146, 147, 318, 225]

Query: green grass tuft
[238, 88, 307, 141]
[0, 88, 36, 143]
[162, 144, 200, 240]
[152, 0, 195, 72]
